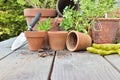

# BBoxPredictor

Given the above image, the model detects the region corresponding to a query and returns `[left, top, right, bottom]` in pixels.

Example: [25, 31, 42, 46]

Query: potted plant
[80, 0, 120, 44]
[48, 5, 77, 51]
[47, 17, 68, 51]
[67, 0, 120, 44]
[59, 0, 120, 51]
[60, 6, 92, 51]
[56, 0, 78, 17]
[17, 0, 57, 30]
[25, 18, 51, 51]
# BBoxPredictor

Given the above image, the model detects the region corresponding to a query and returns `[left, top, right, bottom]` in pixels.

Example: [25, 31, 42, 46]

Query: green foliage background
[0, 0, 30, 41]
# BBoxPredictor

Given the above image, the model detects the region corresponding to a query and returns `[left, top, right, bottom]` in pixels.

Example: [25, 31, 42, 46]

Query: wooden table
[1, 38, 120, 80]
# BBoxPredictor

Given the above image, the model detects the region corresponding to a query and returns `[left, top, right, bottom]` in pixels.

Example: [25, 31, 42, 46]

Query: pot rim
[24, 8, 56, 11]
[66, 30, 79, 51]
[24, 8, 57, 17]
[48, 31, 68, 33]
[24, 30, 47, 37]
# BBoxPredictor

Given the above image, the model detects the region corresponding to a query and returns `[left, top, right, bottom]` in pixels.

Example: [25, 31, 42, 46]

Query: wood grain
[104, 54, 120, 72]
[51, 51, 120, 80]
[0, 46, 13, 60]
[0, 38, 16, 59]
[0, 44, 54, 80]
[0, 37, 16, 48]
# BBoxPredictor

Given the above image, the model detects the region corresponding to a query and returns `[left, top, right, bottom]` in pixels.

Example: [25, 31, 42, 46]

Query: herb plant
[60, 0, 116, 34]
[60, 6, 73, 31]
[80, 0, 116, 18]
[37, 18, 51, 31]
[60, 6, 88, 34]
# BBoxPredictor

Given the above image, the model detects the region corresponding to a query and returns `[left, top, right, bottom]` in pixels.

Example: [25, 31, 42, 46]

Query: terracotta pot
[24, 8, 57, 18]
[92, 18, 120, 44]
[40, 18, 64, 49]
[24, 8, 57, 30]
[48, 31, 68, 50]
[56, 0, 79, 17]
[24, 31, 47, 51]
[116, 10, 120, 43]
[66, 30, 92, 51]
[24, 8, 60, 49]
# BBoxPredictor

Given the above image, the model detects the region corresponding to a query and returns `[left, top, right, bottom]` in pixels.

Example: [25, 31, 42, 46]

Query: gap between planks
[0, 49, 56, 80]
[48, 51, 56, 80]
[49, 50, 70, 80]
[51, 50, 120, 80]
[0, 43, 27, 61]
[48, 50, 68, 80]
[103, 55, 120, 73]
[0, 50, 15, 61]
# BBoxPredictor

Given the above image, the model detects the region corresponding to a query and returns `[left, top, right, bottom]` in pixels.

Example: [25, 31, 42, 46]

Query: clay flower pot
[48, 31, 68, 50]
[24, 8, 61, 49]
[24, 8, 57, 30]
[24, 8, 57, 18]
[24, 31, 47, 51]
[66, 30, 92, 51]
[92, 18, 120, 44]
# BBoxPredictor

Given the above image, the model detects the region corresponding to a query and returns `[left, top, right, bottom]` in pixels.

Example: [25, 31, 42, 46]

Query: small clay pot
[25, 31, 47, 51]
[56, 0, 78, 17]
[66, 30, 92, 51]
[48, 31, 68, 50]
[40, 18, 64, 49]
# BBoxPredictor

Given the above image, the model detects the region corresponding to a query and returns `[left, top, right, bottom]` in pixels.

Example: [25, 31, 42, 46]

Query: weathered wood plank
[0, 37, 16, 48]
[0, 46, 13, 60]
[51, 51, 120, 80]
[0, 38, 16, 59]
[0, 46, 54, 80]
[104, 54, 120, 72]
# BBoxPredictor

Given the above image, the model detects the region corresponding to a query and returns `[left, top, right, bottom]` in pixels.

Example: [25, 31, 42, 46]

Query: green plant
[0, 0, 28, 41]
[60, 6, 88, 34]
[37, 18, 51, 31]
[17, 0, 57, 8]
[80, 0, 116, 18]
[60, 0, 116, 34]
[60, 6, 73, 31]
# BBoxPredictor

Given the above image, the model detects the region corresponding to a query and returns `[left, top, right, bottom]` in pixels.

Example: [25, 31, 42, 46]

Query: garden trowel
[11, 12, 41, 50]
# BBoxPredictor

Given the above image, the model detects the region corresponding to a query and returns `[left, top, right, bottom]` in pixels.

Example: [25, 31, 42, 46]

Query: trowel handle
[28, 12, 41, 31]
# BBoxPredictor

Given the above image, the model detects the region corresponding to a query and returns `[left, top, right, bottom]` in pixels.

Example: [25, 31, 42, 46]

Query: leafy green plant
[60, 6, 88, 34]
[17, 0, 57, 8]
[60, 0, 116, 34]
[60, 6, 73, 31]
[80, 0, 116, 18]
[0, 0, 28, 41]
[37, 18, 51, 31]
